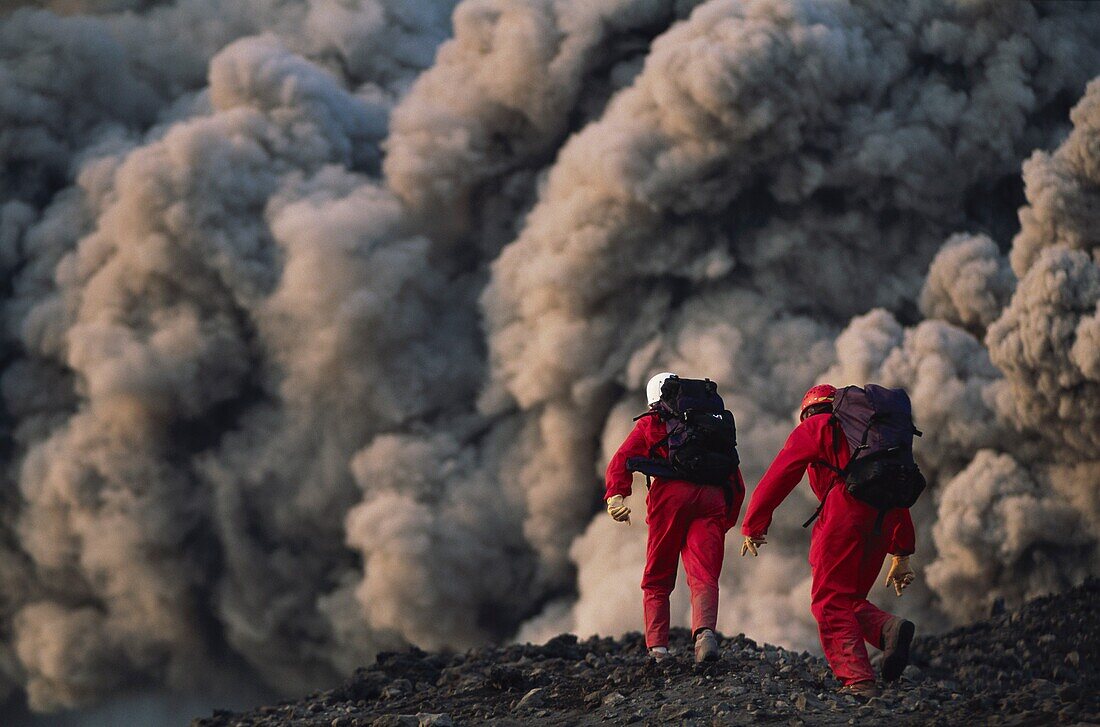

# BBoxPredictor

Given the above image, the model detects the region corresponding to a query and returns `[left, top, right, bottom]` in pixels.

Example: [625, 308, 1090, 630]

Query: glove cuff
[892, 554, 910, 565]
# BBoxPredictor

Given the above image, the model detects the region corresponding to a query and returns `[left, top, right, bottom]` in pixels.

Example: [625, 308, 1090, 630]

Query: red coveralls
[741, 413, 915, 685]
[605, 413, 745, 648]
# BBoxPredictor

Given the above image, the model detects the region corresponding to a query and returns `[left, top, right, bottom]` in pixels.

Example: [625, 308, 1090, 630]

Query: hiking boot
[648, 646, 670, 663]
[880, 617, 915, 682]
[837, 680, 880, 699]
[694, 629, 719, 663]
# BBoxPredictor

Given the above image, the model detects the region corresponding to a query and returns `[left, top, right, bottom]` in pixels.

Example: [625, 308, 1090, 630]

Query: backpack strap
[802, 415, 846, 528]
[815, 416, 847, 473]
[852, 416, 875, 458]
[644, 408, 681, 459]
[801, 495, 827, 528]
[629, 408, 670, 458]
[871, 508, 886, 535]
[802, 483, 836, 528]
[628, 413, 672, 486]
[648, 430, 672, 459]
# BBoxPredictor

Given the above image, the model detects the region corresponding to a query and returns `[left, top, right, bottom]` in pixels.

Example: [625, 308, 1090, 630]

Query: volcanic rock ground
[194, 579, 1100, 726]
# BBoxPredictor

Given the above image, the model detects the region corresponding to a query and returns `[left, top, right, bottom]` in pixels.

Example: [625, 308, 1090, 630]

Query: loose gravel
[193, 578, 1100, 726]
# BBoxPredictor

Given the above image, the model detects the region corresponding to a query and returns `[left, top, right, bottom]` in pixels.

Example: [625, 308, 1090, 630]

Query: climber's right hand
[606, 495, 631, 524]
[740, 535, 767, 557]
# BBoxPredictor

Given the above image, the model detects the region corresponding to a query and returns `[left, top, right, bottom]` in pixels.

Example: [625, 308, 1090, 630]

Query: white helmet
[646, 372, 677, 406]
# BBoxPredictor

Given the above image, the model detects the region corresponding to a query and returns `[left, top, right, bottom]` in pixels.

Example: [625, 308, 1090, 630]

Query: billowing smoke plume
[1, 0, 1099, 719]
[819, 73, 1100, 623]
[488, 0, 1100, 649]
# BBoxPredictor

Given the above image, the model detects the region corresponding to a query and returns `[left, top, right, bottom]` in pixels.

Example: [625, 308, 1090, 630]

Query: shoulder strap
[803, 416, 844, 528]
[853, 405, 877, 456]
[872, 509, 886, 535]
[811, 415, 847, 475]
[648, 434, 671, 459]
[802, 482, 835, 528]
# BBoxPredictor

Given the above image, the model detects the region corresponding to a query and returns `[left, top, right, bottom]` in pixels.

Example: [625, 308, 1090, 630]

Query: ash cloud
[927, 451, 1094, 623]
[820, 75, 1100, 625]
[485, 0, 1100, 651]
[1, 0, 1100, 718]
[920, 233, 1016, 336]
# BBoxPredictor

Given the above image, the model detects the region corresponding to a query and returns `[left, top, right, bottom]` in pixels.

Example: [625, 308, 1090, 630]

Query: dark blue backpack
[626, 376, 739, 489]
[803, 384, 925, 528]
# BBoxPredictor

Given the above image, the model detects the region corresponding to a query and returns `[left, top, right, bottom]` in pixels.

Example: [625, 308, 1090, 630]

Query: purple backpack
[626, 377, 739, 490]
[803, 384, 925, 528]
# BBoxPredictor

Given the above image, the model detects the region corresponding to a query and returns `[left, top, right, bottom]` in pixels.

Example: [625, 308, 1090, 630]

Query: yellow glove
[606, 495, 631, 524]
[740, 535, 767, 557]
[884, 555, 915, 596]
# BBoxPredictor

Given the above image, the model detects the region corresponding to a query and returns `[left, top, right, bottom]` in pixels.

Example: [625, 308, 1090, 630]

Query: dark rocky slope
[194, 579, 1100, 726]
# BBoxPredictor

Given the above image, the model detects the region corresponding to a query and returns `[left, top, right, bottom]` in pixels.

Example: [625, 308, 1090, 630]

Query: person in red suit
[740, 384, 916, 698]
[604, 372, 745, 664]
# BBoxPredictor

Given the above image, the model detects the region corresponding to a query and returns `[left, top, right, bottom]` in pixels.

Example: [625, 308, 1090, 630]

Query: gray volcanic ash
[0, 0, 1098, 719]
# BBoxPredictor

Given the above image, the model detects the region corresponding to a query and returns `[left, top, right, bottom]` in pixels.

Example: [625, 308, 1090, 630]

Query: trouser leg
[808, 496, 878, 685]
[681, 488, 727, 636]
[641, 486, 689, 648]
[852, 600, 894, 649]
[852, 529, 894, 648]
[811, 586, 875, 684]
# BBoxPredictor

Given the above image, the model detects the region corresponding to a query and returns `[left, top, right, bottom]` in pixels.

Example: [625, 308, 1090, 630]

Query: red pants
[809, 488, 897, 684]
[642, 480, 736, 648]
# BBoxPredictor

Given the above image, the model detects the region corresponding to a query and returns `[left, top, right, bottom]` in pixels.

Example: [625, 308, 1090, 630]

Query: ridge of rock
[194, 579, 1100, 726]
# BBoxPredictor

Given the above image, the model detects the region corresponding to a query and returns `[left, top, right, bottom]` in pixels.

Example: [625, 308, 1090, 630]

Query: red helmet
[800, 384, 837, 420]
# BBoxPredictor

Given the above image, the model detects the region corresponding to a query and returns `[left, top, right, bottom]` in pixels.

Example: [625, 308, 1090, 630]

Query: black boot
[880, 617, 915, 682]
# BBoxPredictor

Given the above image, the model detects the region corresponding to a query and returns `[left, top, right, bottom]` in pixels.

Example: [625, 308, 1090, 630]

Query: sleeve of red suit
[889, 508, 916, 556]
[604, 417, 652, 500]
[726, 467, 747, 530]
[740, 420, 819, 537]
